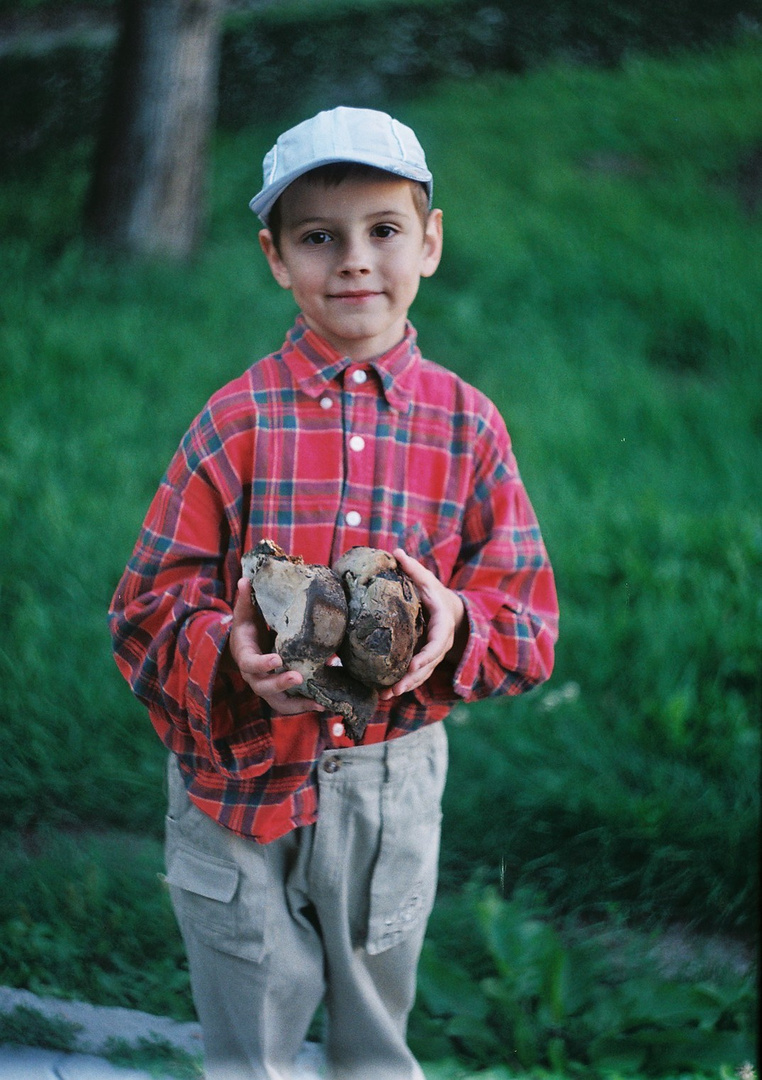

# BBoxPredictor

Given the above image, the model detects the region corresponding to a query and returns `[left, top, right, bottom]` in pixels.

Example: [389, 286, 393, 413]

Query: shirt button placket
[341, 367, 374, 536]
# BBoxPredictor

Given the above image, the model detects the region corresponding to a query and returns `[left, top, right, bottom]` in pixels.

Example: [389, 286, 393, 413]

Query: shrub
[412, 889, 756, 1074]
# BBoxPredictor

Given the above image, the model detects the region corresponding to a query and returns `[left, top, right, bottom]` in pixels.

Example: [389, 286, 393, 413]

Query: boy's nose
[338, 237, 372, 275]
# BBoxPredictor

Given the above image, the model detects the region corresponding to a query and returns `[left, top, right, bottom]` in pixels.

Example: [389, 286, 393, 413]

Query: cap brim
[249, 154, 433, 225]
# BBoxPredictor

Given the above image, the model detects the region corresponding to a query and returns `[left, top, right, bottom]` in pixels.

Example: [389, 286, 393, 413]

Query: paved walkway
[0, 1044, 177, 1079]
[0, 986, 324, 1078]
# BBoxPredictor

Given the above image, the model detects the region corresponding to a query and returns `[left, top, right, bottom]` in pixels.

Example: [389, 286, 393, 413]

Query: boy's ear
[259, 229, 292, 290]
[420, 209, 443, 279]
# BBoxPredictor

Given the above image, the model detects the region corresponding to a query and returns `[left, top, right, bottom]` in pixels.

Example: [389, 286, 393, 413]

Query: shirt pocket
[366, 725, 448, 955]
[165, 812, 268, 963]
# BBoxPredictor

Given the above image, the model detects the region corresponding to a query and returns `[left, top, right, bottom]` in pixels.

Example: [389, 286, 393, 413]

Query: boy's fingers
[234, 575, 253, 613]
[232, 577, 275, 655]
[392, 548, 434, 591]
[381, 637, 442, 697]
[255, 667, 303, 694]
[250, 670, 327, 715]
[393, 547, 452, 615]
[246, 652, 284, 677]
[238, 660, 316, 709]
[231, 579, 255, 638]
[230, 579, 323, 711]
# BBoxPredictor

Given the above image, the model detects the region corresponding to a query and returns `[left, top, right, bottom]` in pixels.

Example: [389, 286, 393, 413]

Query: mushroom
[332, 547, 423, 687]
[241, 539, 377, 741]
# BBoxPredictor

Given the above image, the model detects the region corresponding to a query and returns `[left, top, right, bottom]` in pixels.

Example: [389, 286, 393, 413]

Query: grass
[0, 830, 191, 1015]
[406, 44, 762, 934]
[0, 36, 760, 1078]
[0, 1004, 81, 1052]
[420, 1070, 759, 1080]
[104, 1035, 204, 1079]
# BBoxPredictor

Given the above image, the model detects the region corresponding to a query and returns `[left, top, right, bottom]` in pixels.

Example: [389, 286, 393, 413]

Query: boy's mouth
[329, 290, 380, 301]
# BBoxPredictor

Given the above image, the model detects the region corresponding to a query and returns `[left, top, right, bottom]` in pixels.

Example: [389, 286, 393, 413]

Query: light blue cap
[249, 106, 433, 225]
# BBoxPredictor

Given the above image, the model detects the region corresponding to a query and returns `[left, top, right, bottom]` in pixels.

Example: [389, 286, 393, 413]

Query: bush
[2, 0, 758, 158]
[412, 889, 756, 1074]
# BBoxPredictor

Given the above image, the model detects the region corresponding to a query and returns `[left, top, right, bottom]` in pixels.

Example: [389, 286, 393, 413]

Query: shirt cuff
[407, 593, 478, 708]
[451, 594, 490, 699]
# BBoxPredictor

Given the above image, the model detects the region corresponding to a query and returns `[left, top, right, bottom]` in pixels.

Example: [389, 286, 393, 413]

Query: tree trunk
[85, 0, 224, 259]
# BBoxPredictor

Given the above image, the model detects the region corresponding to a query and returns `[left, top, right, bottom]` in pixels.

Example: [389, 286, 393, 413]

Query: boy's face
[259, 174, 442, 361]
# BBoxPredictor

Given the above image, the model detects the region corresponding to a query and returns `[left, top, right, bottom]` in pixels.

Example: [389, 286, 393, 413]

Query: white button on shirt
[319, 396, 333, 410]
[345, 511, 362, 527]
[349, 435, 365, 452]
[331, 722, 345, 738]
[351, 369, 368, 384]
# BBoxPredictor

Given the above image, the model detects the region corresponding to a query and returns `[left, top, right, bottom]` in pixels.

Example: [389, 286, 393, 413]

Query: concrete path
[0, 1044, 171, 1079]
[0, 986, 324, 1078]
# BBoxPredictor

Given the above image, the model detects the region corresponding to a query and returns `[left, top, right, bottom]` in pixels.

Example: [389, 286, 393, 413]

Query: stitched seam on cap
[390, 118, 408, 162]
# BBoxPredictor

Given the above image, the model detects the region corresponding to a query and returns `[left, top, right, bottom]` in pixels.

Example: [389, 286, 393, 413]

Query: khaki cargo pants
[164, 722, 448, 1080]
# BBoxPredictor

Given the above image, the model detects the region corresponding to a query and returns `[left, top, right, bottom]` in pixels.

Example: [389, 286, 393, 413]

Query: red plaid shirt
[109, 318, 558, 842]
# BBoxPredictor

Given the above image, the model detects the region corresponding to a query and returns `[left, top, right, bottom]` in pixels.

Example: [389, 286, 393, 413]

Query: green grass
[421, 1071, 757, 1080]
[0, 1005, 81, 1052]
[104, 1035, 204, 1079]
[0, 37, 760, 1077]
[0, 830, 191, 1016]
[405, 44, 762, 934]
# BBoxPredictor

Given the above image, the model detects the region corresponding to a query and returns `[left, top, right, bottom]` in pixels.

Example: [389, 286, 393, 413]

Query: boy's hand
[227, 577, 324, 714]
[379, 548, 467, 699]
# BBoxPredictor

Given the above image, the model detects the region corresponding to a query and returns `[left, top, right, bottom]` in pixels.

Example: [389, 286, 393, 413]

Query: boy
[109, 106, 558, 1080]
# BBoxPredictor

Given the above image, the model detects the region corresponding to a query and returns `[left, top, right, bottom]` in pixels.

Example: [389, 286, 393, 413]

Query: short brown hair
[267, 163, 431, 252]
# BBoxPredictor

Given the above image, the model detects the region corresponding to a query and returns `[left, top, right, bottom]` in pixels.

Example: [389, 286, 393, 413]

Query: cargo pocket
[366, 727, 448, 955]
[165, 815, 268, 963]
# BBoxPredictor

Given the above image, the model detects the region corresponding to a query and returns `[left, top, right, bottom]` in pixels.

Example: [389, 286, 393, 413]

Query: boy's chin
[304, 319, 407, 360]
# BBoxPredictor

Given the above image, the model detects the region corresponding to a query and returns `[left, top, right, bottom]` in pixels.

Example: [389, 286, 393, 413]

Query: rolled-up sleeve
[108, 402, 274, 779]
[414, 401, 558, 707]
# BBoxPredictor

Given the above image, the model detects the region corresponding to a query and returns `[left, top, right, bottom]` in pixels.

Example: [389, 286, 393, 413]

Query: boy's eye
[371, 224, 398, 239]
[303, 231, 332, 245]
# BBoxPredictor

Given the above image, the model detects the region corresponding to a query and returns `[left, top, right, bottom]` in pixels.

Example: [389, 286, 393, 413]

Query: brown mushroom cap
[241, 539, 347, 684]
[332, 546, 423, 687]
[241, 539, 377, 741]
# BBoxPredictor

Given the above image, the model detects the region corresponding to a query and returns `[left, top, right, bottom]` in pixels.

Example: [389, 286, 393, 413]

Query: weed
[104, 1035, 203, 1080]
[0, 1005, 81, 1052]
[412, 888, 756, 1074]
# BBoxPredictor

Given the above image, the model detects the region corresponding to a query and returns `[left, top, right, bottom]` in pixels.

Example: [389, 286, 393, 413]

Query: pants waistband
[317, 722, 446, 783]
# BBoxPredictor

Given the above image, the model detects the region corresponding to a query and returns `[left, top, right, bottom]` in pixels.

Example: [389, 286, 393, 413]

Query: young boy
[109, 106, 559, 1080]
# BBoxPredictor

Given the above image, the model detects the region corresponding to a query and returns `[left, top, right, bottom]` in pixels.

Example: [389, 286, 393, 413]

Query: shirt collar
[280, 316, 419, 413]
